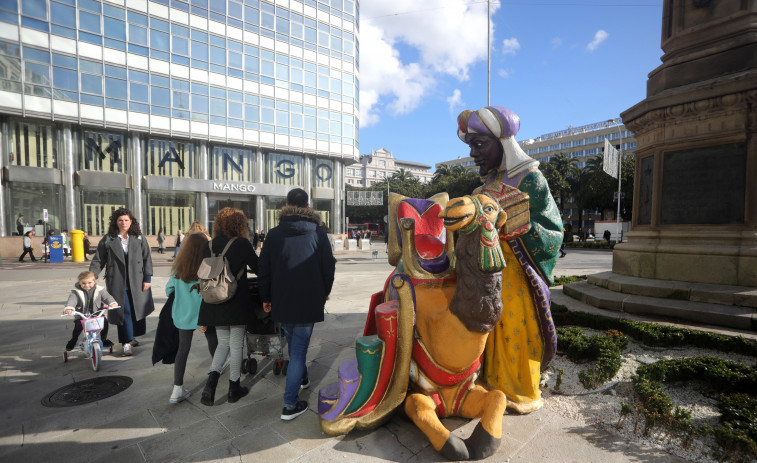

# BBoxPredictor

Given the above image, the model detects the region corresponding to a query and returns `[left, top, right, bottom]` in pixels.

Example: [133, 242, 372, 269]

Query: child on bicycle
[63, 270, 118, 351]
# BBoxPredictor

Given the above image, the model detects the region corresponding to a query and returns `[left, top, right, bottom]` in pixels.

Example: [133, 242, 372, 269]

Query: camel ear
[495, 210, 507, 230]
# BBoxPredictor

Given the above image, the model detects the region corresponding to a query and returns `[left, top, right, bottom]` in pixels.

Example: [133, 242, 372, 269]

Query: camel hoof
[440, 434, 469, 461]
[464, 422, 501, 460]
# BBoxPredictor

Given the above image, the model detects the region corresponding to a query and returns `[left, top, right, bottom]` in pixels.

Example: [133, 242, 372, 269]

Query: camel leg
[458, 385, 507, 459]
[404, 393, 469, 461]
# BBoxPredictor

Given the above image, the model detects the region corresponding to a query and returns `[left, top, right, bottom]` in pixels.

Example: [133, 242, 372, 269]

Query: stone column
[61, 124, 77, 231]
[0, 120, 8, 236]
[334, 160, 343, 234]
[129, 133, 145, 227]
[255, 147, 264, 231]
[198, 141, 208, 228]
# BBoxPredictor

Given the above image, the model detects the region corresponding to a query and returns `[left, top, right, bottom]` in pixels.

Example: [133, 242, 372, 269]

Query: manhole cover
[41, 376, 133, 407]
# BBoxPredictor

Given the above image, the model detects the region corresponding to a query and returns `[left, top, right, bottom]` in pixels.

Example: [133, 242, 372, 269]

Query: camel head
[439, 194, 507, 272]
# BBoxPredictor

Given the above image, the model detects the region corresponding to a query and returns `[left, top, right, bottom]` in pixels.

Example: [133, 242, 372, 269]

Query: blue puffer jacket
[258, 206, 336, 324]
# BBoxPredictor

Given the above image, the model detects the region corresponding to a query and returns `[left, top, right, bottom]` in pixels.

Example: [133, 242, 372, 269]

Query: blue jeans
[281, 323, 313, 408]
[117, 289, 134, 344]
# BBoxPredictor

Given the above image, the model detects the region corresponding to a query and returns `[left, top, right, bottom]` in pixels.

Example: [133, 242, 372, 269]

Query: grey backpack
[197, 238, 245, 304]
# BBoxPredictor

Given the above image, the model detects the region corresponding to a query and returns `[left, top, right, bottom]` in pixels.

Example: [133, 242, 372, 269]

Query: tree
[433, 164, 453, 181]
[575, 153, 635, 222]
[542, 152, 580, 221]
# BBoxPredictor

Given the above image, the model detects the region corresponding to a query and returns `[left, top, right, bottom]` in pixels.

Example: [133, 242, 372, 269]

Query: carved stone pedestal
[616, 1, 757, 288]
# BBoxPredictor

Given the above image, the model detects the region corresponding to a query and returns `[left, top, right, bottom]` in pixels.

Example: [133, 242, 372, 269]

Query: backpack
[196, 238, 245, 304]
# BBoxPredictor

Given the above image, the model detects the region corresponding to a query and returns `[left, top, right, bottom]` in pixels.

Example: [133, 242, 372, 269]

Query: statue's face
[465, 133, 503, 176]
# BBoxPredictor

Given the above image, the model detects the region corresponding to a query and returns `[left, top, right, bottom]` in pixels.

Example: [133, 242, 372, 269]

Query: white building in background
[0, 0, 360, 236]
[346, 147, 432, 187]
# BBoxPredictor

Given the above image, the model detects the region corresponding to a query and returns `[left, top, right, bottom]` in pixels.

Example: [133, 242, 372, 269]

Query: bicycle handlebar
[62, 306, 120, 319]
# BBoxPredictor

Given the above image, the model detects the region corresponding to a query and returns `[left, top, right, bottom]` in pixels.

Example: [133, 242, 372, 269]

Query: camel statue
[318, 192, 518, 461]
[404, 193, 508, 460]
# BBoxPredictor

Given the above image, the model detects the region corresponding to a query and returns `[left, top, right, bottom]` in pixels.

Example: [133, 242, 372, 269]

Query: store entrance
[207, 194, 256, 236]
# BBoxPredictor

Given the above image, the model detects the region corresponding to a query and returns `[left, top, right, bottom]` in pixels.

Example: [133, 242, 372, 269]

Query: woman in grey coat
[90, 208, 155, 356]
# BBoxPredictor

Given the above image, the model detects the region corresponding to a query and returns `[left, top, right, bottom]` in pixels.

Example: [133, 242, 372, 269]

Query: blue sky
[357, 1, 664, 169]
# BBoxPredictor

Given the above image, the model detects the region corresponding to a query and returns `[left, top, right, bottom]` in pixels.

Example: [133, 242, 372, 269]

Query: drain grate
[41, 376, 133, 407]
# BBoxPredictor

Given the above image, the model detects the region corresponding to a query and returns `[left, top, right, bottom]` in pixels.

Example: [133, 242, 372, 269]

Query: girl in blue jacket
[165, 233, 209, 403]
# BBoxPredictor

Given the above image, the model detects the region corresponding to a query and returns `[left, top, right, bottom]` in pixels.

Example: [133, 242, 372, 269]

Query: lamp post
[615, 123, 623, 242]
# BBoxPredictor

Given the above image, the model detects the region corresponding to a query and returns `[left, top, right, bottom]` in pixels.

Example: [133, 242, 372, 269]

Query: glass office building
[0, 0, 359, 236]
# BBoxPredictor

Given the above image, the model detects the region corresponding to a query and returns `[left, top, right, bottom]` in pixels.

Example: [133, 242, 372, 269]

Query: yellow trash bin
[70, 229, 85, 263]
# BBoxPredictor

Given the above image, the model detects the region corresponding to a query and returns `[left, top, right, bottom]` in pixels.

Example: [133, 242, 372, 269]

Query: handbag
[107, 305, 125, 326]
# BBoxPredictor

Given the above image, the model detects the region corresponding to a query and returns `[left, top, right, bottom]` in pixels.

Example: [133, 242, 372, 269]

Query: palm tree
[542, 152, 580, 220]
[391, 168, 414, 182]
[433, 164, 453, 181]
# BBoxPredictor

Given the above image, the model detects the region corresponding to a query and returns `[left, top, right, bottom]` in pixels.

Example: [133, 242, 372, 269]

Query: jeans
[281, 323, 313, 408]
[117, 289, 134, 344]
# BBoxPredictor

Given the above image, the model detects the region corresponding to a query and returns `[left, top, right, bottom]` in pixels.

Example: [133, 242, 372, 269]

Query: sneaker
[300, 376, 310, 390]
[130, 338, 140, 347]
[122, 343, 133, 356]
[281, 400, 309, 421]
[65, 338, 77, 351]
[169, 385, 191, 403]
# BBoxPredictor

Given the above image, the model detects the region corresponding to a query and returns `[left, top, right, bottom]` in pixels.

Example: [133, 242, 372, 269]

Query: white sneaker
[122, 343, 132, 356]
[169, 385, 191, 403]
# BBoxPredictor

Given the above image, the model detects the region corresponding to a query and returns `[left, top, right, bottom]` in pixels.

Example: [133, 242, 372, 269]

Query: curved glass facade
[0, 0, 359, 236]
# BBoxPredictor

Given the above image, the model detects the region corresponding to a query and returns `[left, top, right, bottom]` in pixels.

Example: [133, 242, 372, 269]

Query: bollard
[70, 229, 85, 263]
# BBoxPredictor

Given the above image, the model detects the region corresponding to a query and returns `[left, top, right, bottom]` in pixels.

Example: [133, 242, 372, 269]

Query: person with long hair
[187, 221, 210, 239]
[197, 207, 258, 406]
[90, 208, 155, 356]
[165, 233, 209, 403]
[157, 227, 166, 254]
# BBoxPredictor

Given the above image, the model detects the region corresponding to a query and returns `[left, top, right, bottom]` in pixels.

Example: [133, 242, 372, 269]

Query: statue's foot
[440, 434, 469, 461]
[464, 422, 501, 460]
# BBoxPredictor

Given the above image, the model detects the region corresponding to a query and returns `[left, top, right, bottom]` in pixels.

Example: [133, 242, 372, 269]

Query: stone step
[586, 271, 757, 308]
[563, 281, 756, 331]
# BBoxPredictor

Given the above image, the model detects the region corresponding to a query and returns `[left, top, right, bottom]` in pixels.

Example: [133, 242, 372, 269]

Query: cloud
[359, 0, 496, 127]
[501, 37, 520, 56]
[497, 69, 511, 79]
[551, 37, 562, 49]
[586, 30, 608, 52]
[446, 89, 463, 113]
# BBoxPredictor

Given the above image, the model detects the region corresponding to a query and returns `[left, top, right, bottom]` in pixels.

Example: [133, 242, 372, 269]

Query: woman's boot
[227, 379, 249, 403]
[201, 371, 221, 406]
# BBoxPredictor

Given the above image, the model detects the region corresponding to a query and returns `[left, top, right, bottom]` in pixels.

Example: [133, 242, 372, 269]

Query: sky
[356, 0, 665, 169]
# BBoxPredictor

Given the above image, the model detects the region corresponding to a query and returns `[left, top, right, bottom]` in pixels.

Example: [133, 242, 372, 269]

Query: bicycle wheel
[91, 342, 102, 372]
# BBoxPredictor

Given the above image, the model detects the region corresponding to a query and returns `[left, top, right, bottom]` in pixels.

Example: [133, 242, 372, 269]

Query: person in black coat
[260, 188, 336, 420]
[197, 207, 259, 406]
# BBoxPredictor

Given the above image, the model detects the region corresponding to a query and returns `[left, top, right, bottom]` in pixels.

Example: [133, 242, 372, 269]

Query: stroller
[242, 277, 288, 376]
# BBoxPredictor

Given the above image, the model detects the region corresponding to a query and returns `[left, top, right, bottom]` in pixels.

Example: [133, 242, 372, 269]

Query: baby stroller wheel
[282, 360, 289, 375]
[273, 359, 283, 375]
[248, 358, 258, 375]
[241, 358, 248, 374]
[63, 351, 68, 362]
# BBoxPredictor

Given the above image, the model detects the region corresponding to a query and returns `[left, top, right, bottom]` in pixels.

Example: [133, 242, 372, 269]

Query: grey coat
[90, 234, 155, 321]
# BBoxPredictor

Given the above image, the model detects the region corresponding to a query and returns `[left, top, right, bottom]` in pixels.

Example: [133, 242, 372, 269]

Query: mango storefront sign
[213, 182, 256, 193]
[144, 176, 294, 197]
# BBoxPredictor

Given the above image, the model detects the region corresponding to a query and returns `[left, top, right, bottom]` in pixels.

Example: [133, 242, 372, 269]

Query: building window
[145, 139, 196, 178]
[314, 158, 334, 189]
[10, 120, 57, 168]
[147, 191, 196, 235]
[265, 152, 303, 186]
[9, 182, 64, 235]
[211, 145, 256, 182]
[80, 130, 126, 173]
[79, 188, 127, 236]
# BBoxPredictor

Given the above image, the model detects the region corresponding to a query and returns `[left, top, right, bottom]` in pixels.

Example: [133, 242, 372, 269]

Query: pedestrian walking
[197, 207, 259, 406]
[165, 232, 209, 403]
[90, 208, 155, 357]
[16, 213, 25, 236]
[173, 230, 183, 258]
[18, 230, 37, 262]
[259, 188, 336, 421]
[157, 228, 166, 254]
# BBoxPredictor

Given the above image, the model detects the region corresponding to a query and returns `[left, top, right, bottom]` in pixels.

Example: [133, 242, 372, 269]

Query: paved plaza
[0, 247, 703, 462]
